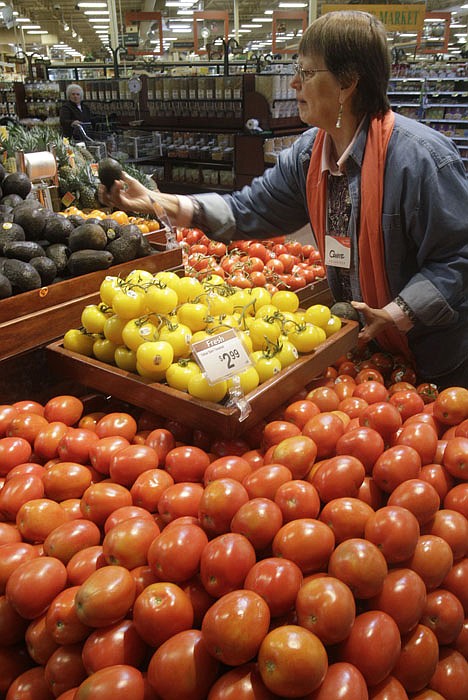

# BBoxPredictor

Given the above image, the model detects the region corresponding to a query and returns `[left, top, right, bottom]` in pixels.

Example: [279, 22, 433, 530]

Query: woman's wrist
[147, 191, 180, 223]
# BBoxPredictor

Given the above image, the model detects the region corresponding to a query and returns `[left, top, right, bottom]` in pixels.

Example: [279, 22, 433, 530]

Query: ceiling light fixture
[77, 2, 108, 7]
[27, 30, 49, 34]
[63, 22, 70, 30]
[278, 3, 307, 7]
[83, 10, 109, 14]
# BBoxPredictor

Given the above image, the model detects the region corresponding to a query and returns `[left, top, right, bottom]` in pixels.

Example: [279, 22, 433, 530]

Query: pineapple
[79, 185, 99, 210]
[76, 163, 99, 210]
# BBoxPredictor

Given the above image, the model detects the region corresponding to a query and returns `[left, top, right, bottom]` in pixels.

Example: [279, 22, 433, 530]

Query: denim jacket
[193, 113, 468, 380]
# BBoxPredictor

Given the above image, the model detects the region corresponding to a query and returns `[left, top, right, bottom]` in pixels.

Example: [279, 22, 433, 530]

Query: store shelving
[389, 70, 468, 167]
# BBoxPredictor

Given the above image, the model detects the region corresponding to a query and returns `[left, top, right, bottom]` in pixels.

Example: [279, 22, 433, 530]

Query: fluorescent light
[77, 2, 108, 6]
[399, 33, 417, 38]
[83, 10, 109, 14]
[25, 25, 41, 29]
[171, 27, 192, 33]
[15, 18, 31, 23]
[177, 9, 193, 14]
[278, 2, 307, 6]
[27, 30, 49, 34]
[242, 24, 263, 28]
[238, 29, 252, 33]
[252, 17, 273, 22]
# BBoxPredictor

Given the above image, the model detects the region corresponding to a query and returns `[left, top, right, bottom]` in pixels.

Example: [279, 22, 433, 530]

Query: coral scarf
[306, 111, 411, 359]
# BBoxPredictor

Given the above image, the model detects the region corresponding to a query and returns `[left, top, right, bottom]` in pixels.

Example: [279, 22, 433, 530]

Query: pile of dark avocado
[0, 165, 154, 298]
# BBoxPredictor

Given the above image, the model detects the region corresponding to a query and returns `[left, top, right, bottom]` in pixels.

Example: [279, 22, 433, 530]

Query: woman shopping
[99, 10, 468, 389]
[59, 83, 96, 139]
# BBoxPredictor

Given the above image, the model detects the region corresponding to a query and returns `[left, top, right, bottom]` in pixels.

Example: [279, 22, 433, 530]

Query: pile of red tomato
[0, 366, 467, 700]
[176, 228, 326, 292]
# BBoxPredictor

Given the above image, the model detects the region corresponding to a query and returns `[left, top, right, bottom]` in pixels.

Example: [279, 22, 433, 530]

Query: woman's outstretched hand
[351, 300, 394, 344]
[98, 173, 157, 216]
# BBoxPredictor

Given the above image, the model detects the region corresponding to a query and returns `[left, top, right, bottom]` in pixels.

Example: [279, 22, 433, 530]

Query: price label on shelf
[191, 329, 252, 385]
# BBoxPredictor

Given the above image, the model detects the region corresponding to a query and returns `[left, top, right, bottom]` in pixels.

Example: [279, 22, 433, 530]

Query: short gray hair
[66, 83, 84, 100]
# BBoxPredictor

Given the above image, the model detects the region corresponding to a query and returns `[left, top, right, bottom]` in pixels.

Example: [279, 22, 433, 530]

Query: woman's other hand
[351, 300, 394, 343]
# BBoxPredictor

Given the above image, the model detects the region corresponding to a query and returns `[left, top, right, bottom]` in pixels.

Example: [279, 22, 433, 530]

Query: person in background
[59, 84, 95, 138]
[99, 10, 468, 389]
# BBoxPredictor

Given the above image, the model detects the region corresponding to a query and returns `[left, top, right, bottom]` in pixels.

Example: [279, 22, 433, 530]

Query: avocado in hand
[98, 158, 123, 191]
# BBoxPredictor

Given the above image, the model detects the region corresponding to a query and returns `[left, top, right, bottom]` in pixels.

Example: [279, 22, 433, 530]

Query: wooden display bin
[0, 242, 183, 362]
[297, 279, 333, 308]
[46, 319, 358, 439]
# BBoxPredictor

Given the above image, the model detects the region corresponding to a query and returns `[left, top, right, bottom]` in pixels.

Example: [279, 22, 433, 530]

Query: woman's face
[69, 89, 82, 105]
[290, 54, 341, 130]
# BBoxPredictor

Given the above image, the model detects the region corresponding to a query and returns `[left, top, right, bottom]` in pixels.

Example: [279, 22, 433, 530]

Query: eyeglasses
[293, 63, 329, 83]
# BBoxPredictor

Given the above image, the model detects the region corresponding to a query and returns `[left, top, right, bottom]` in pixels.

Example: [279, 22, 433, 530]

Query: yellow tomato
[136, 341, 174, 374]
[271, 290, 300, 313]
[204, 290, 234, 317]
[154, 270, 182, 292]
[177, 302, 209, 332]
[249, 317, 282, 351]
[63, 329, 95, 356]
[255, 304, 279, 320]
[81, 304, 110, 335]
[325, 314, 342, 337]
[305, 304, 332, 329]
[227, 366, 260, 395]
[103, 315, 126, 345]
[249, 287, 272, 311]
[135, 362, 167, 382]
[276, 338, 299, 368]
[231, 288, 255, 315]
[287, 323, 326, 353]
[145, 283, 179, 315]
[251, 351, 282, 382]
[187, 374, 228, 403]
[238, 330, 253, 354]
[202, 274, 225, 287]
[112, 288, 146, 320]
[166, 360, 201, 392]
[125, 269, 154, 286]
[92, 337, 117, 364]
[159, 323, 192, 358]
[99, 276, 122, 307]
[114, 346, 137, 372]
[122, 318, 159, 352]
[176, 276, 205, 303]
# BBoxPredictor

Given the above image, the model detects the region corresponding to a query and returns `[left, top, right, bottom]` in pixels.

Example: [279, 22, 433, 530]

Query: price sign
[191, 328, 252, 384]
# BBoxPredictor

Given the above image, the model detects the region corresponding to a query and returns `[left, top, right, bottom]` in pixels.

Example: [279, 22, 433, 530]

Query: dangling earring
[336, 101, 343, 129]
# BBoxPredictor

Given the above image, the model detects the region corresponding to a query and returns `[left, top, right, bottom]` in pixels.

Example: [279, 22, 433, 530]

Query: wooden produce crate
[0, 243, 183, 362]
[297, 278, 333, 308]
[46, 319, 359, 439]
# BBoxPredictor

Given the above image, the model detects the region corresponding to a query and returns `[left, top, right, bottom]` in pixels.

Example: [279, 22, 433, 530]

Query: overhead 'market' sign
[321, 4, 426, 33]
